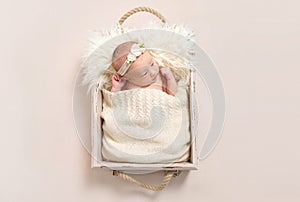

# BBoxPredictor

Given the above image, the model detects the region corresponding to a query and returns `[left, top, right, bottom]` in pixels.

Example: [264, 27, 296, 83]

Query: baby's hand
[111, 74, 127, 91]
[159, 66, 174, 80]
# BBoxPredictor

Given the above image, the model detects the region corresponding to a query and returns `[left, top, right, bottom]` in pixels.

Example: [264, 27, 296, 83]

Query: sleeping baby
[111, 41, 178, 96]
[100, 41, 191, 164]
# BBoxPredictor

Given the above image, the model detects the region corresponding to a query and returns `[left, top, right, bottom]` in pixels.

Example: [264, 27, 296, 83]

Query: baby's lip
[152, 73, 158, 81]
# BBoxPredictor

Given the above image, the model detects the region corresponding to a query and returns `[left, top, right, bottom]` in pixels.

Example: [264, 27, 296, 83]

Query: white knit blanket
[100, 86, 191, 163]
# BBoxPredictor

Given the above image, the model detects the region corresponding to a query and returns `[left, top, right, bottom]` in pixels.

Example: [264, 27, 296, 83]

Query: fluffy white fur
[81, 21, 196, 92]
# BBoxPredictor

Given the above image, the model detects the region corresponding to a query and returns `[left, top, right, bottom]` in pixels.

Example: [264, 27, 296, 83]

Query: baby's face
[123, 51, 160, 87]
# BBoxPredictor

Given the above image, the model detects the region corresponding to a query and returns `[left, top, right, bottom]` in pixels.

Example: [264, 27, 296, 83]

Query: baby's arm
[111, 74, 126, 92]
[159, 66, 178, 96]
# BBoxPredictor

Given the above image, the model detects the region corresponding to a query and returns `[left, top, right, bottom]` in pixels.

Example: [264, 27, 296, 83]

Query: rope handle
[113, 7, 175, 192]
[118, 6, 166, 25]
[113, 170, 181, 191]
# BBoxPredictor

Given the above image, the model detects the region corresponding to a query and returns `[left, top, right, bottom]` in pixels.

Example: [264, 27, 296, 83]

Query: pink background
[1, 0, 299, 201]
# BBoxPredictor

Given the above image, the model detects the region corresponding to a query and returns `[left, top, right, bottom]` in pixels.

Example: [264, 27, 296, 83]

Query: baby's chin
[136, 80, 155, 87]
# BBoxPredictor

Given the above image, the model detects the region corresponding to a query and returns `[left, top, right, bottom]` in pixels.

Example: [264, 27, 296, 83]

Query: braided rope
[113, 7, 174, 192]
[113, 170, 179, 191]
[119, 7, 166, 25]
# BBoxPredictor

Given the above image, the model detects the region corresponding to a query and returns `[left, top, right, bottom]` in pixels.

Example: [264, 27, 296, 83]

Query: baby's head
[112, 41, 160, 87]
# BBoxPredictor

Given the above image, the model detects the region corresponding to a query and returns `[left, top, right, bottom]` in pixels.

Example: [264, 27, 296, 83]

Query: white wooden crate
[91, 69, 201, 172]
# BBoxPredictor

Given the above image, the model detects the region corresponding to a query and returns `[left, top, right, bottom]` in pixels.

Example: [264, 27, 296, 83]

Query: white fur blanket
[100, 86, 190, 163]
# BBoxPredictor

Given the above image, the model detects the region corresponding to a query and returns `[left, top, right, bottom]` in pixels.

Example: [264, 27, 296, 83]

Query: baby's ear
[112, 74, 120, 80]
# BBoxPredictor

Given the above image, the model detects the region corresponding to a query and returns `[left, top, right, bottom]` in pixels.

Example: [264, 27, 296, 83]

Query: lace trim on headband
[117, 43, 145, 76]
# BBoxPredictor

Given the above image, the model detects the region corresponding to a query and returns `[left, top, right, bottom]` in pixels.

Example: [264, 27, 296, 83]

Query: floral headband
[117, 43, 146, 76]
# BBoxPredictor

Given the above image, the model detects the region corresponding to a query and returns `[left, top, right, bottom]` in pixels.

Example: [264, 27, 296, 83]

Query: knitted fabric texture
[100, 86, 190, 163]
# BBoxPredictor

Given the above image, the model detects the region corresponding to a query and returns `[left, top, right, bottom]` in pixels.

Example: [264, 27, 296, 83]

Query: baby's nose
[150, 65, 156, 76]
[149, 67, 156, 76]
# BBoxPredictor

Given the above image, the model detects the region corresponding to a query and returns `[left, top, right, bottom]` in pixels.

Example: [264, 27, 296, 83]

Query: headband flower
[117, 43, 146, 76]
